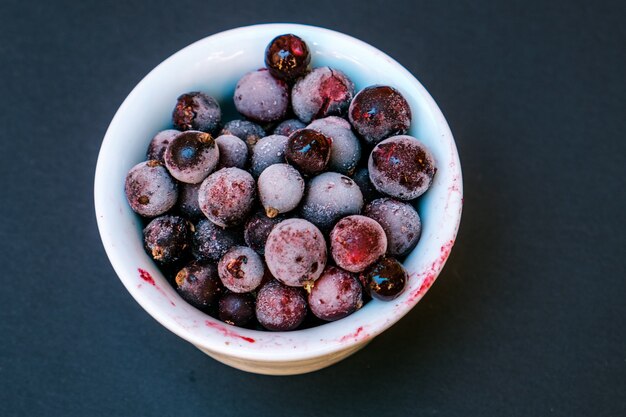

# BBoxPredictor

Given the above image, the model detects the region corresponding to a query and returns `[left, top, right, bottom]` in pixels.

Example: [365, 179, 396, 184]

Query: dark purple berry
[256, 280, 307, 331]
[198, 167, 256, 227]
[368, 135, 436, 200]
[146, 129, 179, 162]
[164, 130, 219, 184]
[291, 67, 355, 123]
[330, 215, 387, 273]
[220, 120, 266, 153]
[307, 116, 361, 175]
[175, 261, 224, 310]
[348, 85, 411, 145]
[143, 215, 193, 264]
[360, 257, 408, 301]
[363, 198, 422, 256]
[285, 129, 332, 176]
[234, 69, 289, 123]
[218, 293, 256, 327]
[177, 182, 203, 221]
[352, 167, 383, 203]
[258, 163, 304, 217]
[218, 246, 265, 293]
[125, 160, 178, 217]
[265, 34, 311, 83]
[265, 218, 327, 288]
[300, 172, 363, 231]
[273, 119, 306, 137]
[243, 211, 284, 255]
[215, 134, 248, 169]
[250, 134, 289, 177]
[172, 92, 221, 133]
[308, 266, 363, 321]
[192, 219, 241, 262]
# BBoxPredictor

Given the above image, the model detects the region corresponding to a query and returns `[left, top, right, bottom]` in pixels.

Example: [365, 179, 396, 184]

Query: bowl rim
[94, 23, 463, 362]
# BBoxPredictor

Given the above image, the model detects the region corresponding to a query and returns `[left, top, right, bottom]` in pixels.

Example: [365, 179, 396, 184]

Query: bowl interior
[95, 23, 462, 361]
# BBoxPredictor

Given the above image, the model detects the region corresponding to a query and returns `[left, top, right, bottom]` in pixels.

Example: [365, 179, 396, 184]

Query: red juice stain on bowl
[137, 268, 176, 307]
[205, 320, 255, 343]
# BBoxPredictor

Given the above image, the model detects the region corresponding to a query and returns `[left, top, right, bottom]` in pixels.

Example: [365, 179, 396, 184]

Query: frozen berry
[291, 67, 355, 123]
[146, 129, 179, 162]
[258, 163, 304, 217]
[368, 135, 436, 200]
[265, 34, 311, 83]
[234, 69, 289, 123]
[360, 257, 407, 301]
[172, 92, 221, 133]
[307, 116, 361, 175]
[192, 219, 241, 262]
[363, 198, 422, 256]
[218, 246, 265, 293]
[273, 119, 306, 137]
[220, 119, 266, 153]
[218, 293, 255, 327]
[143, 215, 193, 264]
[308, 266, 363, 321]
[164, 130, 219, 184]
[175, 261, 224, 310]
[177, 182, 203, 221]
[265, 218, 327, 288]
[244, 211, 284, 255]
[250, 134, 289, 177]
[301, 172, 364, 231]
[330, 215, 387, 273]
[215, 134, 248, 169]
[352, 167, 383, 203]
[125, 160, 178, 217]
[348, 85, 411, 145]
[285, 129, 332, 176]
[198, 167, 256, 227]
[256, 280, 307, 331]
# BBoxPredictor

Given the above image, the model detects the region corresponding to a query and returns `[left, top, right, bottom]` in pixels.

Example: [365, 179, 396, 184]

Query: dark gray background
[1, 0, 624, 416]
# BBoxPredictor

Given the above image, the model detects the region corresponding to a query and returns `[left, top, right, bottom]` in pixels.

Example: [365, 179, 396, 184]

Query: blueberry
[234, 69, 289, 123]
[215, 134, 248, 169]
[177, 182, 203, 221]
[360, 257, 408, 301]
[285, 128, 332, 176]
[307, 116, 361, 175]
[258, 163, 304, 217]
[352, 167, 383, 203]
[192, 219, 242, 262]
[368, 135, 436, 200]
[250, 134, 289, 177]
[300, 172, 364, 231]
[198, 167, 256, 227]
[220, 120, 266, 153]
[308, 266, 363, 321]
[218, 293, 256, 327]
[273, 119, 306, 137]
[125, 160, 178, 217]
[146, 129, 180, 162]
[243, 210, 284, 255]
[164, 130, 219, 184]
[218, 246, 265, 293]
[175, 260, 224, 311]
[172, 92, 221, 134]
[291, 67, 355, 123]
[143, 215, 193, 264]
[348, 85, 411, 145]
[265, 34, 311, 83]
[363, 198, 422, 257]
[330, 215, 387, 273]
[256, 280, 307, 331]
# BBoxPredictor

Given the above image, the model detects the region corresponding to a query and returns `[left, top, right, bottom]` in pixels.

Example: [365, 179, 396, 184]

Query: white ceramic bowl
[94, 23, 463, 375]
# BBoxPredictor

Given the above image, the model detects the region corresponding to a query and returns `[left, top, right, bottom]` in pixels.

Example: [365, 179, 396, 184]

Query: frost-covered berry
[219, 293, 256, 327]
[285, 129, 332, 176]
[234, 69, 289, 123]
[273, 119, 306, 137]
[125, 160, 178, 217]
[172, 92, 221, 134]
[250, 134, 289, 177]
[307, 116, 361, 175]
[265, 218, 327, 287]
[177, 182, 203, 221]
[164, 130, 219, 184]
[265, 34, 311, 83]
[258, 163, 304, 217]
[215, 134, 248, 169]
[301, 172, 363, 231]
[352, 167, 383, 203]
[330, 215, 387, 273]
[244, 210, 284, 255]
[256, 280, 307, 331]
[368, 135, 436, 200]
[348, 85, 411, 145]
[192, 219, 241, 262]
[175, 261, 224, 311]
[220, 119, 266, 153]
[360, 256, 408, 301]
[291, 67, 355, 123]
[363, 198, 422, 256]
[308, 266, 363, 321]
[146, 129, 180, 162]
[143, 215, 193, 264]
[218, 246, 265, 293]
[198, 167, 256, 227]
